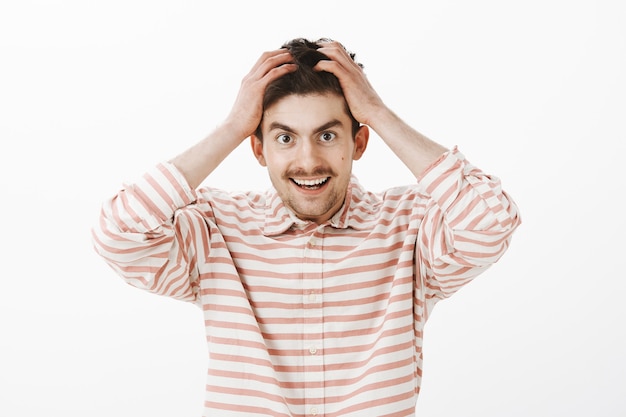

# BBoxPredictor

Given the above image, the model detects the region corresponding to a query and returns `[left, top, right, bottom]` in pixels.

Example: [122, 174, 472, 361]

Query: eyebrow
[267, 119, 344, 134]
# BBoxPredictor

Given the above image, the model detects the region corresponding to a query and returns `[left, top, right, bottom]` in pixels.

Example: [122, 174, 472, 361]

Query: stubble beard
[284, 185, 344, 223]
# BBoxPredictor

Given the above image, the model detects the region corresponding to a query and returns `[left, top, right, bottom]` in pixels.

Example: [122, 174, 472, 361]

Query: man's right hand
[224, 49, 297, 141]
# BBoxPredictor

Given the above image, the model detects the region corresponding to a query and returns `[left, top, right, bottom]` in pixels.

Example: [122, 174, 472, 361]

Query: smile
[291, 177, 330, 190]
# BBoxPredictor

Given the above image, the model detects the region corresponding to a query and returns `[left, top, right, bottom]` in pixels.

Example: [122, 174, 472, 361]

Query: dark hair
[254, 37, 362, 139]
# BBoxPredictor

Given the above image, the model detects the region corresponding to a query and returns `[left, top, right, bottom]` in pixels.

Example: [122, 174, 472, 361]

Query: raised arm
[170, 50, 296, 189]
[315, 42, 448, 178]
[92, 50, 296, 300]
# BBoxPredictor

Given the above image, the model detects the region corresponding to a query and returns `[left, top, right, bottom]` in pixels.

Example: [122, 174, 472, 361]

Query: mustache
[285, 168, 336, 178]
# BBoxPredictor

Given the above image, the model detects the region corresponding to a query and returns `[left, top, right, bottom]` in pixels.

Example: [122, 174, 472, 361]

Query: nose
[295, 137, 323, 171]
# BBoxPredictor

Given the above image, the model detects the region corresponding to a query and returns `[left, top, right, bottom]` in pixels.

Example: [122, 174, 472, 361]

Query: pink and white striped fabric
[92, 147, 520, 416]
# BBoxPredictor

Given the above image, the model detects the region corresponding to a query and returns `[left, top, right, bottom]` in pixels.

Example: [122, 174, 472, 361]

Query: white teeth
[293, 177, 329, 186]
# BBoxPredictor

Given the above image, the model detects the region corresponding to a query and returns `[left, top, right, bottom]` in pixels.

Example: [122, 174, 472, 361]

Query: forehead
[262, 93, 350, 132]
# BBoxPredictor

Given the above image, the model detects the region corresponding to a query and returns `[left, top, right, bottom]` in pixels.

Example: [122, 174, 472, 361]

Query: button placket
[302, 229, 324, 416]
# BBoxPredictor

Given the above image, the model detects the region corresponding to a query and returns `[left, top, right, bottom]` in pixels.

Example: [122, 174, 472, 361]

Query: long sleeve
[91, 162, 204, 302]
[415, 147, 521, 315]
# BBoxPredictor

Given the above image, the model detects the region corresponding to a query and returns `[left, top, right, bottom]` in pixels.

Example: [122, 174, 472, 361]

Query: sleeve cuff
[122, 162, 197, 230]
[417, 146, 466, 208]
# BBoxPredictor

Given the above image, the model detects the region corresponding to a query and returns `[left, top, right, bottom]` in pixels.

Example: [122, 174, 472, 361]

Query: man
[93, 38, 520, 416]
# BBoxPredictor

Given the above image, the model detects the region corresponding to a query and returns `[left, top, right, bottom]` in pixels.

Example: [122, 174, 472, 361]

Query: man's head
[251, 38, 369, 224]
[254, 38, 362, 140]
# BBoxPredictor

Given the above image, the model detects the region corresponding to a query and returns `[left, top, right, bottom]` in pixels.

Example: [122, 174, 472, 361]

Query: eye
[319, 132, 336, 142]
[276, 134, 293, 144]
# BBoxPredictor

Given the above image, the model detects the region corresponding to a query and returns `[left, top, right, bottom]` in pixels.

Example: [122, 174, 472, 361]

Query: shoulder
[347, 177, 430, 227]
[351, 177, 427, 208]
[195, 186, 270, 217]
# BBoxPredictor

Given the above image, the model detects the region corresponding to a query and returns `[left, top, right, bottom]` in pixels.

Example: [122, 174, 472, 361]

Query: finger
[262, 62, 298, 85]
[251, 49, 290, 68]
[316, 43, 362, 71]
[250, 50, 294, 80]
[313, 56, 357, 81]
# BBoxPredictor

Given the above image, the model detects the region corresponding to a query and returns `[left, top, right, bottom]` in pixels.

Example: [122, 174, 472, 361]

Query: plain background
[1, 0, 624, 415]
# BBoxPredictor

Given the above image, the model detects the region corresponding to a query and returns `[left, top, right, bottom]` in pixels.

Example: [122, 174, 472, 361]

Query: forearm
[416, 148, 521, 308]
[368, 107, 448, 179]
[170, 121, 245, 189]
[419, 147, 521, 260]
[92, 163, 200, 301]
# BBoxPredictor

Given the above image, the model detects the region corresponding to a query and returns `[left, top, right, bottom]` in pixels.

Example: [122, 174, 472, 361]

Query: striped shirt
[92, 147, 520, 416]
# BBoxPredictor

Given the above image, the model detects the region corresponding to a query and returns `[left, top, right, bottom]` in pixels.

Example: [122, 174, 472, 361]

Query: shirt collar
[262, 175, 379, 236]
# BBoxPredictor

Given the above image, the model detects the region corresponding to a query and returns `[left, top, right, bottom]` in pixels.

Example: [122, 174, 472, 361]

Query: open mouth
[291, 177, 330, 190]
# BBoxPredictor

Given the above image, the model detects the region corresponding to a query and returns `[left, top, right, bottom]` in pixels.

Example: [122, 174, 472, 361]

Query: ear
[250, 134, 267, 167]
[352, 125, 369, 160]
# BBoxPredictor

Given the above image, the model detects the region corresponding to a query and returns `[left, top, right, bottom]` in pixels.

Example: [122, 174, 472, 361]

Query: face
[251, 93, 369, 224]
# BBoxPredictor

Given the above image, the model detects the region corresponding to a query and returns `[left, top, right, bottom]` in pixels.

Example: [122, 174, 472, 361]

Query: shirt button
[308, 292, 317, 302]
[310, 406, 318, 416]
[309, 346, 317, 355]
[308, 237, 316, 247]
